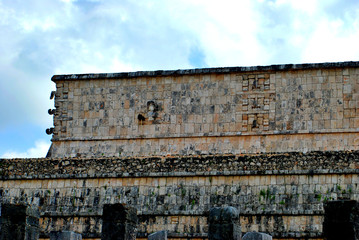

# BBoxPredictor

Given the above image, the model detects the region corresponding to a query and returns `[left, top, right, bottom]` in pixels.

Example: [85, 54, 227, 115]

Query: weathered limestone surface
[49, 231, 82, 240]
[242, 232, 272, 240]
[48, 61, 359, 158]
[148, 230, 167, 240]
[0, 151, 358, 179]
[1, 151, 359, 239]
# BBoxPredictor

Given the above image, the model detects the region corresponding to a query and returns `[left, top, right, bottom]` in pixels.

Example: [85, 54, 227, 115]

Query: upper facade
[48, 61, 359, 158]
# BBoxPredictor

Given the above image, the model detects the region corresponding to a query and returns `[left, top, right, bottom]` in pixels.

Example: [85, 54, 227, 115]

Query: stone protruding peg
[46, 127, 54, 135]
[48, 109, 56, 115]
[208, 206, 241, 240]
[50, 91, 56, 99]
[148, 230, 167, 240]
[242, 232, 272, 240]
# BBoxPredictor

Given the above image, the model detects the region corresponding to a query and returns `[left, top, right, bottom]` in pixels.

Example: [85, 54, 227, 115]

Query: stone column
[323, 200, 359, 240]
[148, 231, 167, 240]
[208, 206, 241, 240]
[0, 204, 2, 234]
[0, 204, 40, 240]
[50, 231, 82, 240]
[242, 232, 272, 240]
[101, 204, 138, 240]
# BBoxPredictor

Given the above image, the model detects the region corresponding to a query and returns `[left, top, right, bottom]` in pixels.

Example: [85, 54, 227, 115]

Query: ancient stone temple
[1, 61, 359, 239]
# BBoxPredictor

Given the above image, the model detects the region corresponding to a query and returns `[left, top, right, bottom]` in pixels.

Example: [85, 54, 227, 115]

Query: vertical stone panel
[0, 204, 40, 240]
[101, 204, 138, 240]
[208, 206, 241, 240]
[323, 200, 359, 240]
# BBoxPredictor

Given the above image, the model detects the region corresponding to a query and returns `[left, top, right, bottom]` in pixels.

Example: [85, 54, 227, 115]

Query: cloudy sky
[1, 0, 359, 158]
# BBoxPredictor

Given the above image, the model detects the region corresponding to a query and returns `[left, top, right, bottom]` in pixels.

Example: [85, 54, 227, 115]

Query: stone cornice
[51, 61, 359, 82]
[1, 151, 358, 180]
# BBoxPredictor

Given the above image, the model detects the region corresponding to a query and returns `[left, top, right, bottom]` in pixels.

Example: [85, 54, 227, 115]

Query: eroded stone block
[208, 206, 241, 240]
[148, 230, 167, 240]
[242, 232, 272, 240]
[50, 231, 82, 240]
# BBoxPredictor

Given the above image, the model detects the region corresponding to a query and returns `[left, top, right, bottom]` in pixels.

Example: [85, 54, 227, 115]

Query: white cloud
[1, 140, 50, 159]
[159, 0, 269, 67]
[302, 17, 359, 63]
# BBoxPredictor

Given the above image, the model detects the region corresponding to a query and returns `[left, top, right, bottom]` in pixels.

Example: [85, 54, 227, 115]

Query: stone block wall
[48, 62, 359, 158]
[1, 151, 359, 239]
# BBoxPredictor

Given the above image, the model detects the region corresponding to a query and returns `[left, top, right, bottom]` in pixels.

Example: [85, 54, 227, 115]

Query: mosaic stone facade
[48, 62, 359, 157]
